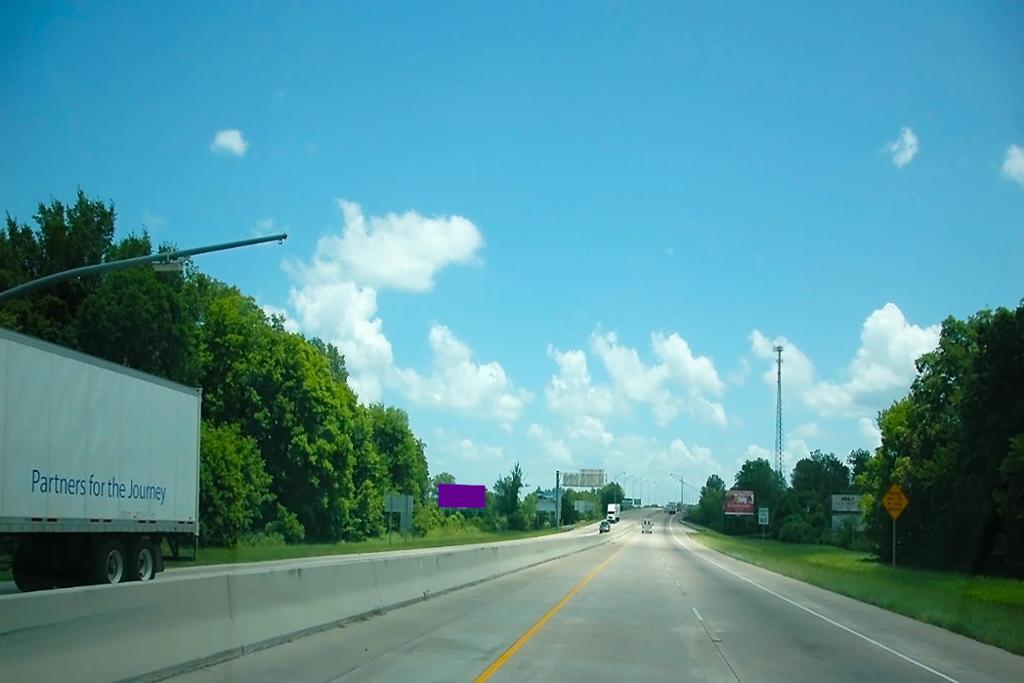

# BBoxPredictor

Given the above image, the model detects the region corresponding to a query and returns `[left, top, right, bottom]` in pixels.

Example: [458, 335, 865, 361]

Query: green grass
[687, 525, 1024, 655]
[168, 525, 565, 568]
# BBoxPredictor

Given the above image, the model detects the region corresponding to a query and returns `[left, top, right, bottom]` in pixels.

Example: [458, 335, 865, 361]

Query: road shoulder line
[668, 521, 960, 683]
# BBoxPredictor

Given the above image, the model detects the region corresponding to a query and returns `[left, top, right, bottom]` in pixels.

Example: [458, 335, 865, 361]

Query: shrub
[777, 517, 817, 544]
[264, 504, 306, 544]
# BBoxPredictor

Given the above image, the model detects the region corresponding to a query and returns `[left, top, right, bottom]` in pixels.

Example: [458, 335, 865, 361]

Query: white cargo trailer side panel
[0, 329, 200, 532]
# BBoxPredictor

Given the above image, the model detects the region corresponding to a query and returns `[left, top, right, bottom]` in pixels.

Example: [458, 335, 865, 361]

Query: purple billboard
[438, 483, 486, 509]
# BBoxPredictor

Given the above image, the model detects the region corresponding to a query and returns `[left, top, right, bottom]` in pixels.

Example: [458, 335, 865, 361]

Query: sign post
[758, 507, 769, 540]
[882, 484, 909, 567]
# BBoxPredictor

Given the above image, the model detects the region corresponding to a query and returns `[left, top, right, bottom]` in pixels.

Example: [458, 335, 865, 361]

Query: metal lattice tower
[774, 345, 784, 476]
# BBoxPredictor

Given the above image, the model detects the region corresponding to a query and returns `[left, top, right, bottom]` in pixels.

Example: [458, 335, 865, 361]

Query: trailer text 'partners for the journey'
[30, 469, 169, 505]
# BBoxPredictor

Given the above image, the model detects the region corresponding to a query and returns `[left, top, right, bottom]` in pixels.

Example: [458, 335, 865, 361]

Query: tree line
[688, 301, 1023, 577]
[1, 190, 636, 548]
[421, 466, 625, 532]
[1, 191, 431, 547]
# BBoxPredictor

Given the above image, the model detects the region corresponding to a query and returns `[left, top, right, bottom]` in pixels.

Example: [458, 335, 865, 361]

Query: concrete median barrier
[0, 530, 608, 682]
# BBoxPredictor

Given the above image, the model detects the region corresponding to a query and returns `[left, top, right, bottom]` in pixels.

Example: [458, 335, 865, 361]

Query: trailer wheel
[127, 538, 156, 581]
[90, 538, 127, 585]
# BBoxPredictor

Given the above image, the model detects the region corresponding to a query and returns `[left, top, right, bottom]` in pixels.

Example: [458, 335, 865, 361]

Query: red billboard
[724, 489, 755, 516]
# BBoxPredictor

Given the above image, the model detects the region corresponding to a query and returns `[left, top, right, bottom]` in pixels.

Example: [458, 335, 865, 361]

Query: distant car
[599, 520, 611, 533]
[641, 518, 653, 534]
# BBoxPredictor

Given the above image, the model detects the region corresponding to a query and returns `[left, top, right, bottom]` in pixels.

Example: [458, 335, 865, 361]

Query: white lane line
[668, 523, 960, 683]
[692, 606, 704, 622]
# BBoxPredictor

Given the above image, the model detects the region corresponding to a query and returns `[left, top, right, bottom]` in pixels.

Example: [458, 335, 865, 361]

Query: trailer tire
[127, 538, 156, 581]
[90, 538, 127, 585]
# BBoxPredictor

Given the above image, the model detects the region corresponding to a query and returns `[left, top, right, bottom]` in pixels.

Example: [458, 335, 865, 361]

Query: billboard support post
[555, 470, 561, 529]
[881, 483, 908, 568]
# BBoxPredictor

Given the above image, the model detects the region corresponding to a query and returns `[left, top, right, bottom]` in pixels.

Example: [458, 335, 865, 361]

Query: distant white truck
[606, 503, 620, 523]
[0, 327, 201, 591]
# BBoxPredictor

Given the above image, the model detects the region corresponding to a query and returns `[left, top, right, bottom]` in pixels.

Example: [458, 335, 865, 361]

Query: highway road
[167, 511, 1024, 683]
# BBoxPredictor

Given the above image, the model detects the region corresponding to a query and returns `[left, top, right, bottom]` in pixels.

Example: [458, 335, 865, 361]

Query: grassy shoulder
[169, 525, 568, 568]
[685, 523, 1024, 656]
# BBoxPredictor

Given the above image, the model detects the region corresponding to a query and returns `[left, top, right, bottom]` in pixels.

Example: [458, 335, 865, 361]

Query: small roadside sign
[882, 484, 909, 520]
[758, 507, 769, 525]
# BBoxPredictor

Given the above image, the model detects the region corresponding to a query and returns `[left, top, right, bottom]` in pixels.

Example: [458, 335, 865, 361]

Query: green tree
[787, 450, 850, 540]
[369, 405, 429, 503]
[0, 190, 116, 344]
[430, 472, 457, 502]
[863, 304, 1024, 573]
[598, 482, 625, 509]
[198, 422, 273, 547]
[731, 458, 786, 535]
[71, 233, 200, 385]
[689, 475, 727, 531]
[847, 448, 871, 487]
[494, 462, 525, 518]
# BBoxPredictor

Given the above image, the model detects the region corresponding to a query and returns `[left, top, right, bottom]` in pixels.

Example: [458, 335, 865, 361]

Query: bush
[264, 504, 306, 544]
[198, 422, 273, 547]
[240, 531, 286, 546]
[777, 517, 817, 544]
[831, 517, 862, 549]
[510, 510, 531, 531]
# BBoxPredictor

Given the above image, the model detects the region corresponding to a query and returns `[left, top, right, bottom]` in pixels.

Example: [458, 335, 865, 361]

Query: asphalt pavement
[165, 511, 1024, 682]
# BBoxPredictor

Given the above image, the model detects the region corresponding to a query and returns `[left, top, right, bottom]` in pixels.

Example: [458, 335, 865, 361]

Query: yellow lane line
[473, 538, 629, 682]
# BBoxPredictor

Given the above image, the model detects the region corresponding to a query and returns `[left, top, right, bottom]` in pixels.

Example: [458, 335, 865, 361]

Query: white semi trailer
[0, 327, 201, 590]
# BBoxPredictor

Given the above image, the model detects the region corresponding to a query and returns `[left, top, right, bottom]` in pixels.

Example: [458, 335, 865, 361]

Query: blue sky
[2, 2, 1022, 503]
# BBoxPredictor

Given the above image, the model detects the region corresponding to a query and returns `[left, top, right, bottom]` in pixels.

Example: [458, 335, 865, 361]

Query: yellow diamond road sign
[883, 484, 909, 520]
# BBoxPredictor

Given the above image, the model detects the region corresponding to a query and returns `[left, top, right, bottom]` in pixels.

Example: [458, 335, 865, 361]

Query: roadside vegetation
[0, 190, 626, 575]
[687, 525, 1024, 655]
[687, 299, 1023, 579]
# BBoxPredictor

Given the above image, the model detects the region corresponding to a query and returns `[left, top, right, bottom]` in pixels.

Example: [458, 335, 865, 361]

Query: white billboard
[831, 494, 863, 513]
[561, 469, 606, 488]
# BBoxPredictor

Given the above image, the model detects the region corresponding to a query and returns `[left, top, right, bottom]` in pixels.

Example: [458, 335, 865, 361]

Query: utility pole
[0, 233, 288, 303]
[774, 344, 785, 478]
[555, 470, 561, 529]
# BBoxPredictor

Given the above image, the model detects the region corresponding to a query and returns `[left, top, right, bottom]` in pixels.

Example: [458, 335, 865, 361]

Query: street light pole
[0, 233, 288, 303]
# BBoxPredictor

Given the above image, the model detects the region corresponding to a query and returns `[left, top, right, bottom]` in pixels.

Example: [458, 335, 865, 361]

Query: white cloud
[282, 200, 519, 420]
[589, 330, 727, 428]
[886, 127, 918, 168]
[669, 439, 717, 470]
[859, 417, 882, 449]
[1001, 144, 1024, 187]
[287, 277, 393, 401]
[261, 304, 300, 333]
[394, 325, 531, 425]
[320, 200, 483, 292]
[744, 444, 773, 463]
[786, 436, 811, 463]
[728, 357, 751, 385]
[793, 422, 818, 439]
[545, 346, 619, 418]
[652, 332, 725, 396]
[526, 423, 573, 464]
[437, 431, 504, 463]
[749, 330, 816, 390]
[803, 303, 939, 417]
[751, 304, 937, 419]
[566, 414, 615, 445]
[211, 129, 248, 156]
